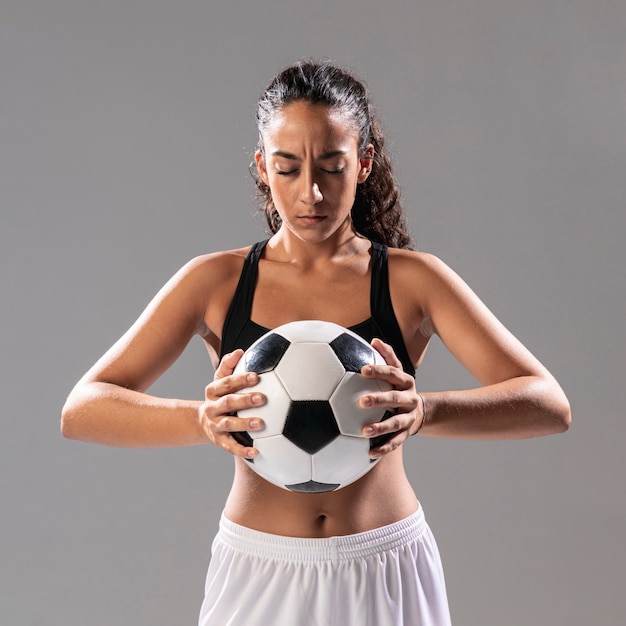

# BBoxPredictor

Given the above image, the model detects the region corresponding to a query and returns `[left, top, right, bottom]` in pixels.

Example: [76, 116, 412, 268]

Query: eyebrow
[271, 150, 348, 161]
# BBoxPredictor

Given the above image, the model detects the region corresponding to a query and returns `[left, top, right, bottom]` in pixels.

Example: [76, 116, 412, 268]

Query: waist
[225, 452, 417, 537]
[217, 506, 425, 563]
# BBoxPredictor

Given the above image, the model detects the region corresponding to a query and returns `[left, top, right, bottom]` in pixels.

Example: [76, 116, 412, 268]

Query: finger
[371, 338, 403, 369]
[369, 428, 411, 458]
[214, 430, 260, 459]
[214, 349, 245, 380]
[206, 370, 260, 401]
[203, 413, 264, 458]
[204, 389, 266, 417]
[360, 365, 413, 392]
[214, 413, 264, 435]
[361, 410, 412, 439]
[358, 387, 416, 412]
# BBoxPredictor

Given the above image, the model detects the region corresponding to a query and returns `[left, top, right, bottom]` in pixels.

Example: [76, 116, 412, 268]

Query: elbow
[60, 393, 83, 441]
[557, 397, 572, 433]
[530, 375, 571, 436]
[547, 386, 572, 435]
[60, 401, 74, 440]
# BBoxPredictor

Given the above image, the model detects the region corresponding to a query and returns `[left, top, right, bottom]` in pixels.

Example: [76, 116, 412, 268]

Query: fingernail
[246, 373, 257, 383]
[249, 419, 261, 429]
[363, 426, 375, 436]
[252, 394, 263, 405]
[362, 366, 373, 376]
[360, 396, 373, 408]
[247, 448, 258, 458]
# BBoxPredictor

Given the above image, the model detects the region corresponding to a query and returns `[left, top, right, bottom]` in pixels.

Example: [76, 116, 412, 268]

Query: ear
[357, 144, 375, 184]
[255, 149, 269, 186]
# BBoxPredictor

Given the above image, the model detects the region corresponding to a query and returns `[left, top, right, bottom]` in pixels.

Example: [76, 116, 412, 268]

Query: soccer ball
[232, 320, 393, 493]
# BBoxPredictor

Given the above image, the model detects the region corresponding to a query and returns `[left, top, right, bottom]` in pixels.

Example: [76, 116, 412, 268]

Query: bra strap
[370, 242, 415, 375]
[219, 240, 268, 358]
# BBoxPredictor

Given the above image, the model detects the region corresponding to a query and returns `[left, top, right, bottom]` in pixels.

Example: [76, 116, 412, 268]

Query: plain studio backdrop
[1, 1, 624, 624]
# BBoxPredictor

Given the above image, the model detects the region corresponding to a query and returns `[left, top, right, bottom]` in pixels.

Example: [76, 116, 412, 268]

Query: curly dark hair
[253, 61, 413, 250]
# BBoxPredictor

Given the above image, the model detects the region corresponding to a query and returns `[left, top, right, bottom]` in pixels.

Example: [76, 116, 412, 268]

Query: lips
[298, 215, 327, 225]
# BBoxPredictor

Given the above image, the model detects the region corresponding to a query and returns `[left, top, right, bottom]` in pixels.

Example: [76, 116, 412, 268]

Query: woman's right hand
[198, 349, 266, 458]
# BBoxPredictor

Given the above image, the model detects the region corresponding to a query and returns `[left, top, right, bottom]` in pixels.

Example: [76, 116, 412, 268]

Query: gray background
[2, 1, 624, 624]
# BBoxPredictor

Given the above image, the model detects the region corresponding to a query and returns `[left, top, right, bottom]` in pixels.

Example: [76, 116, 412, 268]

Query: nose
[300, 175, 323, 205]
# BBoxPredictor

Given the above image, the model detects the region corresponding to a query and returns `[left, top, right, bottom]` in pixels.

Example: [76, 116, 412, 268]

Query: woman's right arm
[61, 253, 264, 453]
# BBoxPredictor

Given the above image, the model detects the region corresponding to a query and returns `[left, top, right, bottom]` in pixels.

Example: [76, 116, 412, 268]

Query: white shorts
[199, 507, 451, 626]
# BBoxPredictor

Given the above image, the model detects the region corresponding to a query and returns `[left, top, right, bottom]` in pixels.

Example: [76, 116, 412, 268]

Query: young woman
[62, 61, 571, 625]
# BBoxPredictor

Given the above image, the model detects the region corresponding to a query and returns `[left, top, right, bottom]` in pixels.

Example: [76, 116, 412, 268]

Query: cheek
[324, 176, 359, 207]
[265, 180, 293, 213]
[341, 174, 360, 200]
[267, 177, 291, 201]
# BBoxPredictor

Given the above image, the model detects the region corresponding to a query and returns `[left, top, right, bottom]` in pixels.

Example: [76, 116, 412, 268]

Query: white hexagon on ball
[329, 372, 391, 437]
[275, 343, 345, 400]
[253, 435, 312, 486]
[312, 434, 375, 486]
[235, 370, 292, 438]
[274, 320, 345, 343]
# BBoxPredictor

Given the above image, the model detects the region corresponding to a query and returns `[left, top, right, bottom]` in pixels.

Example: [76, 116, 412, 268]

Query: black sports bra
[220, 240, 415, 376]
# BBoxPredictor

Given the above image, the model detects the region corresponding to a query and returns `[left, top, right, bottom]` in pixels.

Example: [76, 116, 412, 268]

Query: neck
[270, 223, 367, 265]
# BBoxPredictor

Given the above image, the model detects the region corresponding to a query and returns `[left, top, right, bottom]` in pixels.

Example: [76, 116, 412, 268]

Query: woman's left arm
[362, 252, 571, 450]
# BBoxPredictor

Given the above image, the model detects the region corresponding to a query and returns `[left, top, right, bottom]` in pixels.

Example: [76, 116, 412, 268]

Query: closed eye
[275, 167, 344, 175]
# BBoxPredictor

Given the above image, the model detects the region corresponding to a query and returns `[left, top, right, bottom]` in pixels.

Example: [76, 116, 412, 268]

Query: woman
[62, 61, 571, 625]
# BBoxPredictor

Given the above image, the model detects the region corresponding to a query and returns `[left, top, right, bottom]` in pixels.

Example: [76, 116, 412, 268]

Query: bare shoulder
[386, 247, 510, 345]
[108, 244, 255, 342]
[79, 245, 255, 389]
[389, 247, 551, 384]
[382, 248, 455, 344]
[176, 246, 252, 288]
[170, 246, 255, 343]
[153, 246, 250, 314]
[387, 247, 458, 278]
[386, 247, 464, 311]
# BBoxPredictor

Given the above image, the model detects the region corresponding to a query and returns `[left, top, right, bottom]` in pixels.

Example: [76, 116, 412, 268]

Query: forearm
[61, 381, 207, 448]
[419, 375, 571, 440]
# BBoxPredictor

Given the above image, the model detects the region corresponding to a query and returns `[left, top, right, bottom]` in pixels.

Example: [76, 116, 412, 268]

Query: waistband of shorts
[217, 507, 426, 563]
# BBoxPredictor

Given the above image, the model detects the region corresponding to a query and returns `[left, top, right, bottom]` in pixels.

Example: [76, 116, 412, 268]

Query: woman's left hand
[359, 338, 425, 458]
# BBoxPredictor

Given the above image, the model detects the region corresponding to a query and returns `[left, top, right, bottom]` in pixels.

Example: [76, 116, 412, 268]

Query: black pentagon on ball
[330, 332, 374, 373]
[283, 400, 340, 454]
[245, 333, 291, 373]
[286, 480, 340, 493]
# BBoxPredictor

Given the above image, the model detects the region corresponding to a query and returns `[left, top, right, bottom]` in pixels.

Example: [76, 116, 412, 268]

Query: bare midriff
[223, 447, 418, 538]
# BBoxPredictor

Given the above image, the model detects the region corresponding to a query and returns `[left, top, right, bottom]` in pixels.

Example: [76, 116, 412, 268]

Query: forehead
[262, 101, 359, 148]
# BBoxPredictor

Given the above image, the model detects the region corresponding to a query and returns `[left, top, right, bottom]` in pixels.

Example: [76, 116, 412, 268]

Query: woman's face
[255, 101, 373, 244]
